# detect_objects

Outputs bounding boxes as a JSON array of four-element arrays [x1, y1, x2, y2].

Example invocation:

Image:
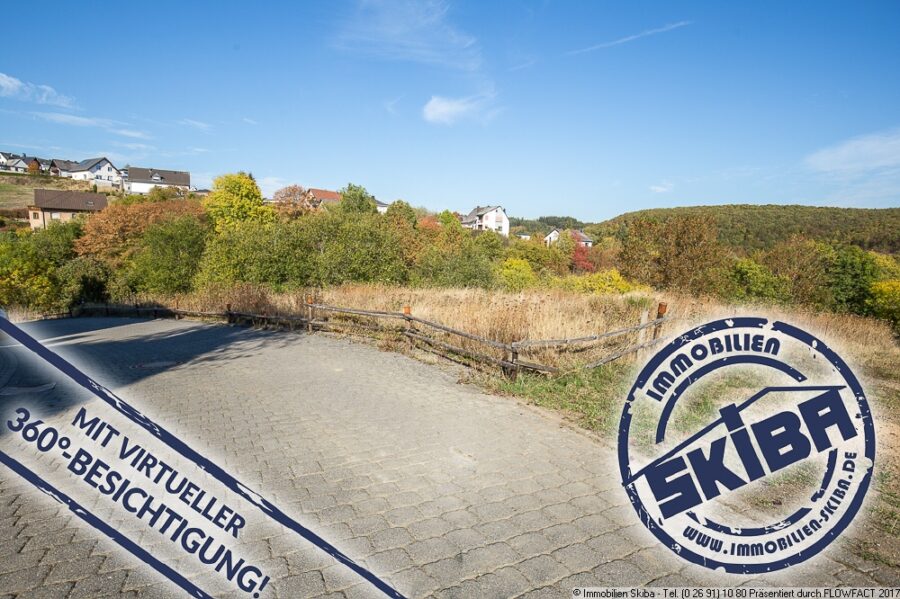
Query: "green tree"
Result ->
[[385, 200, 418, 228], [727, 258, 790, 303], [202, 172, 275, 231], [822, 243, 878, 314], [195, 220, 317, 288], [129, 216, 210, 293], [338, 184, 378, 214]]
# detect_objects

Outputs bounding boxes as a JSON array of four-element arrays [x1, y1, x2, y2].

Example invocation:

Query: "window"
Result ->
[[31, 211, 39, 219], [51, 212, 61, 220]]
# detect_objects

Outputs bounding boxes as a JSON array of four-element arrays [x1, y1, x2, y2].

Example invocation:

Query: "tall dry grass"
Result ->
[[135, 283, 899, 376]]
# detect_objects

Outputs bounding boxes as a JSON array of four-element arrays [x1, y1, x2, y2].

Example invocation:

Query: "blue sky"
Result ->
[[2, 1, 899, 221]]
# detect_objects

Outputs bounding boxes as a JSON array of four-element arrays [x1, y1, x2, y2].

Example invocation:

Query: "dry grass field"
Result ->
[[0, 172, 95, 210]]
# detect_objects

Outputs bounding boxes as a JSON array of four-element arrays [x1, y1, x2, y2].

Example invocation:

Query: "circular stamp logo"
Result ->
[[618, 317, 875, 573]]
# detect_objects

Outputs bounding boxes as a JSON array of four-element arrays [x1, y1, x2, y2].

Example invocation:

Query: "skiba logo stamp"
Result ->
[[618, 317, 875, 573]]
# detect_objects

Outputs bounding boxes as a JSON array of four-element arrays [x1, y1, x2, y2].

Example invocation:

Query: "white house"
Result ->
[[68, 157, 122, 188], [123, 166, 191, 194], [461, 205, 510, 237], [544, 228, 593, 247], [0, 153, 28, 173], [375, 199, 389, 214]]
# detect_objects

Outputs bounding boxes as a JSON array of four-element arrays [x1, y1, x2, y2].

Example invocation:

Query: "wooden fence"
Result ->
[[74, 299, 673, 379]]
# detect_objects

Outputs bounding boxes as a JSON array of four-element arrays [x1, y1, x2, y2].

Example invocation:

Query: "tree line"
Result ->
[[0, 173, 897, 330]]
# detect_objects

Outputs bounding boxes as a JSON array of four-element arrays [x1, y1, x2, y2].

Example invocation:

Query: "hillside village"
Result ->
[[1, 149, 598, 245]]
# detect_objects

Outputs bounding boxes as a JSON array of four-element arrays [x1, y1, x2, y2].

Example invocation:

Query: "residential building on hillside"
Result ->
[[21, 156, 51, 173], [305, 188, 342, 208], [461, 205, 509, 236], [28, 189, 108, 230], [544, 228, 593, 247], [123, 166, 191, 194], [0, 152, 28, 173], [374, 199, 389, 214], [68, 157, 121, 188], [49, 159, 80, 177]]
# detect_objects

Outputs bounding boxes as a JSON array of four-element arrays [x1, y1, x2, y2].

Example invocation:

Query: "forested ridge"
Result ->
[[584, 204, 900, 254]]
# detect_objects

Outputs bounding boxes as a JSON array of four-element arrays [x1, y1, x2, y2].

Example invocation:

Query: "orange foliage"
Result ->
[[75, 199, 206, 266]]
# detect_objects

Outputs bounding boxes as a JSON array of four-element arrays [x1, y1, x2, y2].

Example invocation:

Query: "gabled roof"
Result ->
[[21, 156, 50, 166], [0, 151, 19, 160], [71, 157, 115, 172], [50, 159, 80, 171], [572, 230, 593, 243], [31, 189, 108, 212], [375, 199, 389, 208], [461, 205, 503, 224], [126, 167, 190, 186], [307, 188, 342, 203], [544, 228, 560, 239]]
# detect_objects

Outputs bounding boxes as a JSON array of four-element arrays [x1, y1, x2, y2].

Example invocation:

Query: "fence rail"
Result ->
[[72, 299, 673, 379]]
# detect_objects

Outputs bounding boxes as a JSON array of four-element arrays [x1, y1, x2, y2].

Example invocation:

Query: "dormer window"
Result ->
[[151, 173, 162, 181]]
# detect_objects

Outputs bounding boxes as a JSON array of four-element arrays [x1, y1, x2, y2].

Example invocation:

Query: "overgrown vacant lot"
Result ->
[[0, 172, 94, 210], [146, 283, 900, 568]]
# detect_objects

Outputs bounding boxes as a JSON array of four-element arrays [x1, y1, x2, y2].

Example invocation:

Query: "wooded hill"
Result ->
[[584, 204, 900, 255]]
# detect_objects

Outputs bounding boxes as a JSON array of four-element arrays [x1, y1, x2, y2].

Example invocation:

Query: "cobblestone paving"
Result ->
[[0, 318, 896, 598]]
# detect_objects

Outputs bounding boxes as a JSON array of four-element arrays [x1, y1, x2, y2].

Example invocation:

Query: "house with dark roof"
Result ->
[[49, 159, 81, 177], [68, 157, 121, 188], [460, 205, 509, 236], [20, 156, 51, 173], [123, 166, 191, 194], [28, 189, 108, 230]]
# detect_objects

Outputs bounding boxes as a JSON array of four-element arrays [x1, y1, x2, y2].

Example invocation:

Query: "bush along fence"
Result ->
[[74, 299, 673, 379]]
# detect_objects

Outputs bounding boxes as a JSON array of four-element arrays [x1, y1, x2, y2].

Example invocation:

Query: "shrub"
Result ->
[[498, 259, 538, 292], [727, 258, 790, 303], [128, 216, 210, 293], [551, 270, 644, 295], [870, 280, 900, 330], [195, 220, 317, 288]]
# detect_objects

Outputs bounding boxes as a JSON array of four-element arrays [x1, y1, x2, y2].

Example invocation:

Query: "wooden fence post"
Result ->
[[653, 302, 668, 340], [509, 345, 519, 381], [403, 305, 413, 345], [306, 295, 314, 333], [225, 303, 232, 324]]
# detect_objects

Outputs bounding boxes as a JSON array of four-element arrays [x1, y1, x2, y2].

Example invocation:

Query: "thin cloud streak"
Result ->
[[178, 118, 212, 131], [567, 21, 692, 55], [32, 111, 151, 140], [335, 0, 482, 71], [0, 72, 75, 108]]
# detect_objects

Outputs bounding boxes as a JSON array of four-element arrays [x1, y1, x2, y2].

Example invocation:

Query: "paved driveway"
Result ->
[[0, 318, 894, 598]]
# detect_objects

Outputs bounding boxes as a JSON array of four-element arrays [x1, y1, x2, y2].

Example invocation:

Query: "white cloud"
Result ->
[[0, 72, 75, 108], [33, 111, 151, 140], [242, 117, 258, 125], [804, 128, 900, 203], [336, 0, 482, 71], [34, 112, 112, 127], [649, 181, 674, 193], [110, 128, 150, 139], [178, 118, 212, 131], [806, 128, 900, 175], [422, 91, 496, 125], [568, 21, 692, 55]]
